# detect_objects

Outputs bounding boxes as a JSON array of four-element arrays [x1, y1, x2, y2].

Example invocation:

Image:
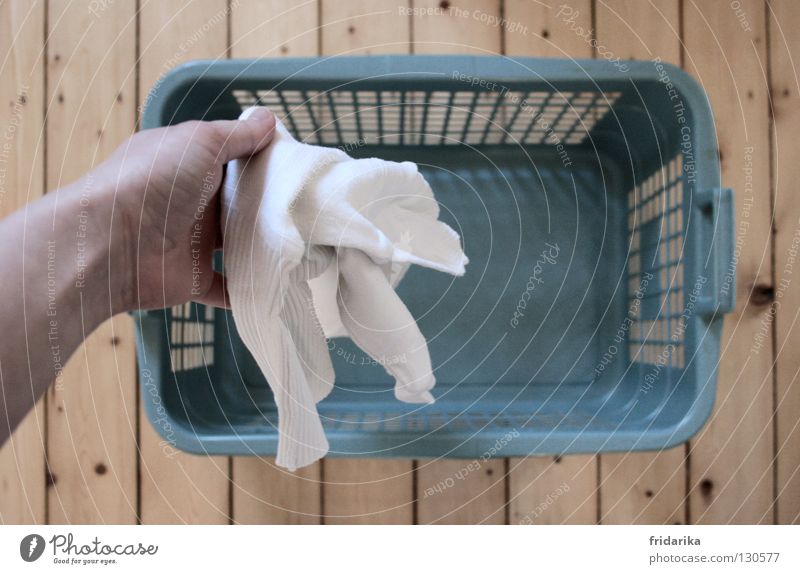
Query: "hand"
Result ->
[[89, 107, 276, 311], [0, 107, 278, 441]]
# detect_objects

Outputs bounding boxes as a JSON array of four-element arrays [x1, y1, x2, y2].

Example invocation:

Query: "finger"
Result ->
[[194, 272, 230, 309], [210, 107, 276, 164]]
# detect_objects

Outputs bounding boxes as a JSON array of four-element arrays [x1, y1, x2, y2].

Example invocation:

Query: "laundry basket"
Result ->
[[134, 55, 734, 459]]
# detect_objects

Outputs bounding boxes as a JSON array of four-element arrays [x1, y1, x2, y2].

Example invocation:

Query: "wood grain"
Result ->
[[411, 0, 502, 55], [509, 456, 595, 524], [0, 0, 46, 525], [683, 0, 774, 524], [595, 0, 686, 525], [229, 0, 324, 524], [505, 0, 598, 526], [321, 0, 409, 56], [596, 0, 681, 63], [412, 0, 506, 524], [137, 0, 230, 524], [0, 0, 794, 526], [769, 0, 800, 525], [317, 0, 416, 524], [232, 458, 321, 524], [231, 0, 319, 59], [323, 459, 413, 524], [417, 458, 506, 524], [505, 0, 592, 58], [45, 0, 138, 524]]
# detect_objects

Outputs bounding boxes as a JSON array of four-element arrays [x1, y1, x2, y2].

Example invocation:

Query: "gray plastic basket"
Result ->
[[134, 55, 734, 459]]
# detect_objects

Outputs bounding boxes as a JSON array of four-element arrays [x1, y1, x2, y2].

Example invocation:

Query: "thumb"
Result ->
[[209, 106, 276, 163]]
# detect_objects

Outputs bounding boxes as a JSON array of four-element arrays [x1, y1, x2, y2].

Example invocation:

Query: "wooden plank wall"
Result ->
[[683, 0, 774, 524], [45, 0, 138, 524], [229, 0, 324, 525], [595, 0, 686, 525], [319, 1, 416, 526], [0, 0, 797, 525], [137, 0, 230, 525], [412, 0, 508, 525], [505, 0, 599, 526], [770, 0, 800, 526], [0, 0, 46, 525]]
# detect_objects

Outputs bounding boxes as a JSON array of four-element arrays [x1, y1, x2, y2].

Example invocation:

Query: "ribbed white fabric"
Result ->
[[221, 107, 468, 471]]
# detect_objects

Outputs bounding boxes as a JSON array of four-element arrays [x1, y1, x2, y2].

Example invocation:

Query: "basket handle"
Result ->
[[694, 186, 736, 316]]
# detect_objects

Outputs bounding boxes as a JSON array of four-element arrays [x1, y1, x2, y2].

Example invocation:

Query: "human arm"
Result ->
[[0, 107, 275, 443]]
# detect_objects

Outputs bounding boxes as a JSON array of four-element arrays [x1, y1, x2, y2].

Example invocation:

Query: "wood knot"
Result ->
[[750, 284, 774, 307], [699, 478, 713, 498], [439, 0, 450, 10], [94, 462, 107, 475]]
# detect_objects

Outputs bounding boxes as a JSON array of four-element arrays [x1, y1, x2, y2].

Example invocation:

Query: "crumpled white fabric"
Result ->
[[221, 107, 468, 470]]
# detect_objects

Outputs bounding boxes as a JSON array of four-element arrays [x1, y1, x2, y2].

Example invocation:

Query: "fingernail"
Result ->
[[245, 106, 273, 122]]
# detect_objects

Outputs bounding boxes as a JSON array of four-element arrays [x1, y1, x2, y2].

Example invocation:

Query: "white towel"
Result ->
[[221, 107, 468, 471]]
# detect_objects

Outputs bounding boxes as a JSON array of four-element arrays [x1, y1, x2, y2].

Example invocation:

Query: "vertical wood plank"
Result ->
[[412, 0, 505, 524], [321, 0, 409, 56], [504, 0, 599, 525], [509, 456, 596, 524], [684, 0, 774, 524], [230, 0, 318, 59], [233, 460, 321, 524], [230, 0, 324, 524], [0, 0, 781, 530], [768, 0, 800, 525], [324, 460, 413, 524], [137, 0, 230, 524], [412, 0, 501, 55], [596, 0, 681, 62], [45, 0, 138, 524], [595, 0, 687, 525], [417, 458, 506, 524], [505, 0, 592, 58], [318, 0, 416, 524], [0, 0, 46, 525]]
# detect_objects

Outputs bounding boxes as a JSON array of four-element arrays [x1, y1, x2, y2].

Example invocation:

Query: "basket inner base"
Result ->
[[200, 145, 634, 446]]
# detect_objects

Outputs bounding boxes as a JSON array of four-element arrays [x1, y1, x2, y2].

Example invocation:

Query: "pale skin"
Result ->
[[0, 107, 276, 444]]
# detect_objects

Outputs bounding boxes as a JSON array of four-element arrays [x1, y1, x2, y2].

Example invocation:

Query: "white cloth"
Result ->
[[221, 107, 467, 471]]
